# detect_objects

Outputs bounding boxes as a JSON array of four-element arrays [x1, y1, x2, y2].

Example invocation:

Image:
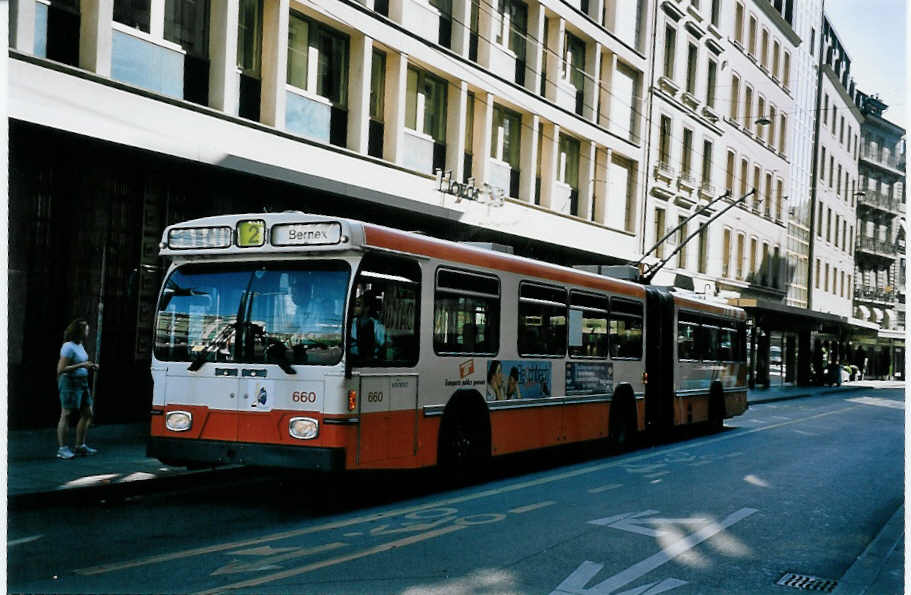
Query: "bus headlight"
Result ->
[[166, 411, 193, 432], [289, 417, 319, 440]]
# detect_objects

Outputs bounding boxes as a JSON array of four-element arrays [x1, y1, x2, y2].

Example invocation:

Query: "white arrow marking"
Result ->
[[589, 511, 709, 538], [552, 508, 758, 594], [210, 542, 347, 576]]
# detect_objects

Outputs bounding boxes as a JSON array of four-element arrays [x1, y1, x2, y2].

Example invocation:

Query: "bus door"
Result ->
[[644, 287, 675, 431], [347, 254, 422, 465]]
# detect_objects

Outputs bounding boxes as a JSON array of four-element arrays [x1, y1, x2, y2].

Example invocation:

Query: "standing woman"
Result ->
[[56, 318, 100, 459]]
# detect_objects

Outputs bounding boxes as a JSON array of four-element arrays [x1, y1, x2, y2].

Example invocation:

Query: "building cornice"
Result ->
[[752, 0, 801, 47], [822, 65, 864, 124]]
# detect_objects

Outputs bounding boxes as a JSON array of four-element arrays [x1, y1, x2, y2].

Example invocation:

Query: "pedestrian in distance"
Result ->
[[56, 318, 100, 459]]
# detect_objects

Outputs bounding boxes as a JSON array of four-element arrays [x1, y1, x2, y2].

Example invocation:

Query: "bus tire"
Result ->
[[609, 383, 638, 451], [709, 381, 725, 432], [437, 391, 491, 481]]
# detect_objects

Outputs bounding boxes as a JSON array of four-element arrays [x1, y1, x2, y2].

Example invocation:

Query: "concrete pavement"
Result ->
[[6, 380, 905, 592]]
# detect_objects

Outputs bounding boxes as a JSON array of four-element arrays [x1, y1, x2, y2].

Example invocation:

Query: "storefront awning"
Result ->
[[872, 307, 885, 323]]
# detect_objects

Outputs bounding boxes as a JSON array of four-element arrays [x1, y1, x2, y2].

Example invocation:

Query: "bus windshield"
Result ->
[[155, 261, 350, 367]]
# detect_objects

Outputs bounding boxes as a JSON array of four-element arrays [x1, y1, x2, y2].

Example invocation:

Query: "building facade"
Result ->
[[853, 91, 906, 379]]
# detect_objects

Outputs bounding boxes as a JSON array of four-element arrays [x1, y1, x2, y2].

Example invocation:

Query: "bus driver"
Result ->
[[350, 291, 387, 360]]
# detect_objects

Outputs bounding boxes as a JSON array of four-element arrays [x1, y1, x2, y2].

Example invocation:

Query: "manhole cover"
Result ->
[[777, 572, 838, 592]]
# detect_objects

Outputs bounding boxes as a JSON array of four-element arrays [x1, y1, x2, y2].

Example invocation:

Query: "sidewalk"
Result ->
[[6, 380, 905, 592]]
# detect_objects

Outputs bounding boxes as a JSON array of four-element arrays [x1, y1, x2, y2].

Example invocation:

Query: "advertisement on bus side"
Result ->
[[487, 360, 552, 401]]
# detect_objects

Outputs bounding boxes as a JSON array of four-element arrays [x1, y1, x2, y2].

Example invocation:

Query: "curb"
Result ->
[[831, 504, 905, 594], [748, 385, 863, 405]]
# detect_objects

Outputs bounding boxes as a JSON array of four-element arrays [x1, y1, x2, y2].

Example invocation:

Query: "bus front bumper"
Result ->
[[147, 437, 346, 471]]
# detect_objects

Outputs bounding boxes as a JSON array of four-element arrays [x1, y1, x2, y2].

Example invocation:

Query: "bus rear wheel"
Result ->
[[437, 395, 491, 482]]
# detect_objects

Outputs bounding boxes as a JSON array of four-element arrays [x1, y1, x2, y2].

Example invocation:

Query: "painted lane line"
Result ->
[[588, 484, 623, 494], [847, 396, 905, 410], [643, 471, 670, 479], [551, 508, 759, 594], [510, 501, 557, 514], [193, 525, 468, 595], [76, 406, 856, 577], [210, 542, 347, 576], [8, 535, 43, 547]]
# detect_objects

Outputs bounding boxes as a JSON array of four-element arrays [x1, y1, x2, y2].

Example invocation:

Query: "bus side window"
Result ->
[[518, 283, 567, 357], [719, 328, 736, 361], [350, 255, 421, 366], [677, 321, 698, 361], [701, 325, 720, 361], [568, 291, 608, 359], [609, 298, 643, 359], [433, 269, 500, 355]]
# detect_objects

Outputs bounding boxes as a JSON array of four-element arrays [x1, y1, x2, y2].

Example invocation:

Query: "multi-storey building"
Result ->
[[853, 91, 906, 379], [8, 0, 653, 426], [641, 0, 800, 387]]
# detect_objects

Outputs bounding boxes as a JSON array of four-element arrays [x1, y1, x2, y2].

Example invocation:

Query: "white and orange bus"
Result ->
[[148, 212, 748, 472]]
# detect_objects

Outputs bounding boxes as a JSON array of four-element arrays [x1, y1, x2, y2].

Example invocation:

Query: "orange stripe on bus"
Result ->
[[364, 225, 646, 299]]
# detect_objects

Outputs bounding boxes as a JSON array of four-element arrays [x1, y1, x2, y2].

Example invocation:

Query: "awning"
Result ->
[[872, 307, 885, 323], [855, 304, 871, 320], [727, 298, 845, 330]]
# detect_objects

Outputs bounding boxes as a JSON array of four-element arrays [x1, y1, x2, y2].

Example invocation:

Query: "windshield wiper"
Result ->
[[188, 322, 238, 371]]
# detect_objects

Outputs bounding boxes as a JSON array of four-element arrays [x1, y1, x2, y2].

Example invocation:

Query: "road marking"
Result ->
[[75, 406, 855, 576], [193, 525, 468, 595], [211, 542, 346, 576], [510, 501, 557, 514], [8, 535, 43, 547], [643, 471, 670, 479], [552, 508, 759, 594], [589, 511, 709, 538], [847, 396, 905, 410], [589, 484, 623, 494]]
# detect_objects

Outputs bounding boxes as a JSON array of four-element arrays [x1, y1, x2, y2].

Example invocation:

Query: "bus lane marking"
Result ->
[[210, 542, 347, 576], [194, 513, 508, 595], [510, 501, 557, 514], [75, 406, 856, 578], [589, 511, 710, 538], [551, 508, 758, 594]]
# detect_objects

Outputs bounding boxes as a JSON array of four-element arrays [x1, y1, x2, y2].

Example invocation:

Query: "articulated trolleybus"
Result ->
[[148, 212, 748, 472]]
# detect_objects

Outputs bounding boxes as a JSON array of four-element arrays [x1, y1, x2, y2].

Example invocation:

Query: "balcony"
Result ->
[[699, 182, 716, 200], [854, 287, 897, 305], [653, 161, 676, 184], [857, 190, 906, 217], [860, 147, 906, 174], [855, 237, 898, 261]]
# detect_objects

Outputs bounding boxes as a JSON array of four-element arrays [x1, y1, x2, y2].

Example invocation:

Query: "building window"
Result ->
[[686, 43, 698, 94], [681, 128, 693, 177], [776, 179, 783, 221], [772, 40, 780, 79], [706, 60, 717, 108], [734, 3, 744, 43], [698, 223, 708, 273], [739, 158, 749, 197], [287, 14, 349, 106], [655, 208, 666, 259], [744, 86, 753, 128], [749, 237, 757, 278], [725, 150, 736, 192], [490, 104, 521, 170], [779, 114, 787, 154], [736, 233, 745, 280], [783, 51, 791, 89], [564, 31, 586, 115], [834, 214, 840, 248], [764, 172, 772, 217], [815, 259, 820, 288], [817, 203, 823, 237], [820, 147, 826, 180], [722, 228, 732, 277], [710, 0, 720, 27], [826, 207, 831, 242], [760, 28, 769, 67], [702, 140, 713, 186], [823, 94, 828, 125], [756, 96, 765, 135], [663, 26, 676, 79], [559, 134, 581, 214], [748, 15, 757, 55], [836, 164, 842, 195], [768, 105, 776, 147], [368, 50, 386, 158], [730, 74, 740, 120], [612, 62, 640, 142], [659, 116, 672, 165], [405, 67, 447, 142], [677, 216, 688, 268], [114, 0, 151, 32]]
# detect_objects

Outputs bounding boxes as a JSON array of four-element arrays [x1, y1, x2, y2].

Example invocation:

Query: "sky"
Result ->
[[823, 0, 907, 129]]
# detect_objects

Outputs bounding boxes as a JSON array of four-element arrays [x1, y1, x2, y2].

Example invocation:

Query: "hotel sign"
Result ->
[[435, 169, 505, 207]]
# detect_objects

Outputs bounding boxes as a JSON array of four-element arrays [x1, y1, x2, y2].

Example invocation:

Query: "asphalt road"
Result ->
[[8, 387, 904, 594]]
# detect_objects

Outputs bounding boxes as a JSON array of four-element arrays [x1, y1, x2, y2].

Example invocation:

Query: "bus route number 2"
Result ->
[[293, 391, 317, 403], [368, 391, 384, 403]]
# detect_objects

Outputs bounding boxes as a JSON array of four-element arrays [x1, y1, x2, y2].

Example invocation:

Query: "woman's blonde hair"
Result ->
[[63, 319, 89, 343]]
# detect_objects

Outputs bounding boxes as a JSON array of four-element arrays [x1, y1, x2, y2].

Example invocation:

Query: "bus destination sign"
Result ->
[[271, 222, 343, 246]]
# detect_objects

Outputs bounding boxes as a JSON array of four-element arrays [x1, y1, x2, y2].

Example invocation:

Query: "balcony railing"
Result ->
[[858, 190, 906, 215], [856, 237, 898, 258], [654, 162, 676, 182], [861, 147, 905, 171], [854, 287, 897, 303]]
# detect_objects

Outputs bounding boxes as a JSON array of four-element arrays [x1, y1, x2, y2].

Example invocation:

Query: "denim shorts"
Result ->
[[58, 375, 93, 411]]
